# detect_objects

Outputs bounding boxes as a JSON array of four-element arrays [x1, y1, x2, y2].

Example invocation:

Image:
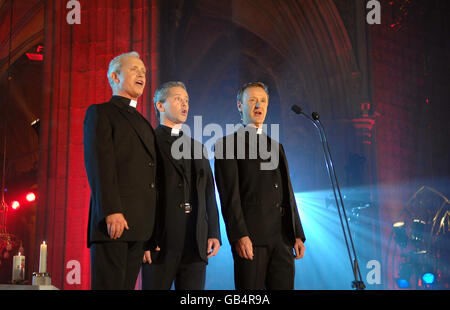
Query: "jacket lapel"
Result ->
[[155, 127, 185, 178], [113, 101, 156, 160]]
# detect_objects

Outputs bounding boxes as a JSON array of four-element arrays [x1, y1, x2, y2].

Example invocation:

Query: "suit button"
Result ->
[[274, 183, 279, 189], [148, 162, 155, 167], [150, 183, 155, 189]]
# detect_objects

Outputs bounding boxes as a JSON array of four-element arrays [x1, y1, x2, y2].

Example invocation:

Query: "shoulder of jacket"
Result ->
[[216, 131, 239, 143], [87, 101, 112, 111]]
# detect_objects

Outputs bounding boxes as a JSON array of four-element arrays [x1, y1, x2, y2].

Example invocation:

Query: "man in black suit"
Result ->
[[83, 52, 157, 289], [214, 82, 306, 290], [141, 81, 221, 290]]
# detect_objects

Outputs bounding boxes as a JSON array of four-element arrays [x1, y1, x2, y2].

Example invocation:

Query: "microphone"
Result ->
[[291, 105, 303, 115], [291, 105, 321, 123], [291, 104, 366, 290]]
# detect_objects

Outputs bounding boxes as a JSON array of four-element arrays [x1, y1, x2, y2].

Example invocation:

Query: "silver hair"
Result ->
[[153, 81, 187, 121], [107, 51, 140, 90]]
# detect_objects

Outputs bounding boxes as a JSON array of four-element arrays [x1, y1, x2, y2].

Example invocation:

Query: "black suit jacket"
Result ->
[[214, 126, 305, 246], [150, 126, 221, 262], [83, 96, 158, 246]]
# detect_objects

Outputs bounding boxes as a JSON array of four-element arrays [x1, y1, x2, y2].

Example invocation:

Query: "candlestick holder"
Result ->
[[32, 272, 52, 286]]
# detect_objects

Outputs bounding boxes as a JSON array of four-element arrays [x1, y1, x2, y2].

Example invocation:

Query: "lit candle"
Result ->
[[12, 252, 25, 282], [39, 241, 47, 273]]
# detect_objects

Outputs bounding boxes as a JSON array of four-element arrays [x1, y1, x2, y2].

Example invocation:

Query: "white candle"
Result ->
[[39, 241, 47, 273], [12, 252, 25, 282]]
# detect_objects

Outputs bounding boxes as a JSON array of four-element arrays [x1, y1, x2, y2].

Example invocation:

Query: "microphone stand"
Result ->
[[293, 106, 366, 290]]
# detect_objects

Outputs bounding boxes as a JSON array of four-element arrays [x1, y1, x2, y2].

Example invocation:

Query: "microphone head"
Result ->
[[311, 112, 320, 120], [291, 105, 303, 115]]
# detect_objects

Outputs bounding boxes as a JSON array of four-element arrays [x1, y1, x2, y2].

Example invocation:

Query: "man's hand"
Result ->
[[293, 238, 305, 259], [207, 238, 221, 258], [143, 246, 160, 264], [105, 213, 129, 239], [235, 236, 254, 260]]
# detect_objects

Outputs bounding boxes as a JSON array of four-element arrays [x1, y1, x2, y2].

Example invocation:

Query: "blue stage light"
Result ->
[[422, 273, 435, 285], [396, 278, 410, 288]]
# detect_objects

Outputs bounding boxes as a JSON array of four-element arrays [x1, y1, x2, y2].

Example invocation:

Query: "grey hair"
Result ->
[[153, 81, 187, 121], [107, 51, 140, 90]]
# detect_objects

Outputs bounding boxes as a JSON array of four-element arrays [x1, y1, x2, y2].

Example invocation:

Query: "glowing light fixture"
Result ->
[[393, 221, 404, 227], [396, 278, 410, 288], [11, 201, 20, 210], [26, 192, 36, 202], [422, 273, 435, 285]]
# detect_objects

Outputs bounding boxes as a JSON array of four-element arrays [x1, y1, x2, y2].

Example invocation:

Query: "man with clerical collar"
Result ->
[[142, 81, 221, 290], [214, 81, 306, 290], [83, 52, 158, 289]]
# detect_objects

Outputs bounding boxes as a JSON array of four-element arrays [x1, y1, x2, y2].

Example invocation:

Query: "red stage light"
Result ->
[[11, 201, 20, 210], [26, 53, 44, 61], [26, 192, 36, 202]]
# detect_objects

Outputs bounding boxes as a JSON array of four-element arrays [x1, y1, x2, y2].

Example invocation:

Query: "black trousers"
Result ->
[[232, 234, 295, 290], [141, 251, 206, 290], [90, 241, 144, 290]]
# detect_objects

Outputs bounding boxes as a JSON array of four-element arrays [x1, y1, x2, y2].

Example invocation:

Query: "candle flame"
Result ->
[[43, 241, 46, 245]]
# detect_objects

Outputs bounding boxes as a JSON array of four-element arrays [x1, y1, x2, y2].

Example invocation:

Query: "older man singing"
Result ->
[[83, 52, 158, 289]]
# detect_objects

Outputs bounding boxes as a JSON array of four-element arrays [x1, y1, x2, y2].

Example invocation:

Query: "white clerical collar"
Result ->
[[171, 124, 183, 136], [171, 128, 180, 136], [246, 123, 263, 135], [129, 99, 137, 108]]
